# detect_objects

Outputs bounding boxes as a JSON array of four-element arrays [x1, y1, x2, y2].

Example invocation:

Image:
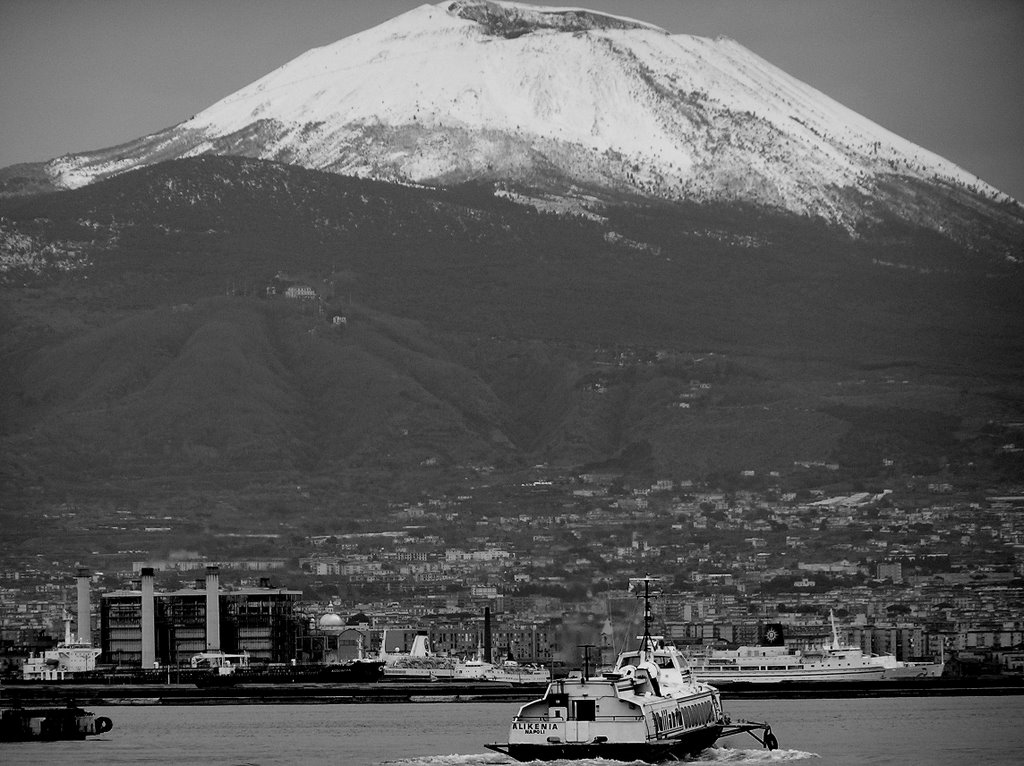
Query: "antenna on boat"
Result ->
[[828, 608, 840, 649], [630, 575, 661, 656], [580, 644, 596, 681]]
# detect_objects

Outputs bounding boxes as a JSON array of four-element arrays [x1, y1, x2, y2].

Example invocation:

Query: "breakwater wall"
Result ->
[[0, 680, 543, 706], [2, 677, 1021, 706]]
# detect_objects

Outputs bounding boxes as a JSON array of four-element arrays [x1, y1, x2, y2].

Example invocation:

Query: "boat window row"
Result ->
[[654, 699, 716, 733]]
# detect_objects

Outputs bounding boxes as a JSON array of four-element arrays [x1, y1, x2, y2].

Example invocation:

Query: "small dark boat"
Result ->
[[0, 704, 113, 741], [316, 659, 385, 683]]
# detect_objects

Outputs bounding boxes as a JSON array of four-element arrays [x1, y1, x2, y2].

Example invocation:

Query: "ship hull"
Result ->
[[691, 664, 887, 684], [490, 725, 722, 763], [317, 660, 384, 682], [382, 667, 456, 680], [880, 662, 945, 680]]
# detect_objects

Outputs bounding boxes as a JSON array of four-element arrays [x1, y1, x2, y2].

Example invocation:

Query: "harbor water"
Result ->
[[3, 695, 1023, 765]]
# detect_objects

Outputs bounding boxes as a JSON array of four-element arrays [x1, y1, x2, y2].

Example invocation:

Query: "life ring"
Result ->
[[763, 726, 778, 751], [94, 716, 113, 734]]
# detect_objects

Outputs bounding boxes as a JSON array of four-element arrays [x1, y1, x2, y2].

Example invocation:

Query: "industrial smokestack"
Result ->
[[141, 567, 156, 668], [484, 606, 492, 664], [76, 568, 91, 643], [206, 565, 221, 652]]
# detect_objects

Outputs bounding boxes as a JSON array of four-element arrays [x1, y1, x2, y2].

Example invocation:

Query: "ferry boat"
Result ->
[[486, 577, 778, 762], [22, 611, 101, 681], [452, 654, 493, 681], [483, 657, 551, 685], [381, 631, 527, 681], [685, 611, 944, 684], [381, 631, 461, 680]]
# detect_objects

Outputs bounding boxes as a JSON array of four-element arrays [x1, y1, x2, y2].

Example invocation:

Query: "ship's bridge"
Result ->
[[614, 636, 687, 672]]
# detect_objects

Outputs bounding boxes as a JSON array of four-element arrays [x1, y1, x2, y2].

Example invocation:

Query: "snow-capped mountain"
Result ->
[[12, 1, 1024, 248]]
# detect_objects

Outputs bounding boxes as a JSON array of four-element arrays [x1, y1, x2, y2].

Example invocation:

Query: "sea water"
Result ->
[[3, 695, 1023, 766]]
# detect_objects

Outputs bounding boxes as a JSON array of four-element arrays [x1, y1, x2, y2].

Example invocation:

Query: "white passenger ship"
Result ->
[[487, 577, 778, 762], [686, 611, 944, 684], [381, 631, 552, 683], [482, 658, 551, 685], [380, 631, 462, 680]]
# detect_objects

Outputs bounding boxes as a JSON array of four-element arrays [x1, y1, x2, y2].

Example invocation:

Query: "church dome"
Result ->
[[318, 612, 344, 629]]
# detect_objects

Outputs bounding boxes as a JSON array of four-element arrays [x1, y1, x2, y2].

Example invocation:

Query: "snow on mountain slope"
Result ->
[[33, 1, 1021, 243]]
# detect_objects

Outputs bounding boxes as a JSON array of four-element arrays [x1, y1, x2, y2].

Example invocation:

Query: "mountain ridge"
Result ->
[[2, 0, 1021, 258]]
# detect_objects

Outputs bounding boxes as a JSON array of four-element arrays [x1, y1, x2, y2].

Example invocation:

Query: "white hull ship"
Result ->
[[22, 611, 101, 681], [487, 577, 778, 763], [686, 612, 944, 684], [381, 632, 551, 683], [879, 659, 945, 680], [483, 658, 551, 685], [380, 630, 489, 680]]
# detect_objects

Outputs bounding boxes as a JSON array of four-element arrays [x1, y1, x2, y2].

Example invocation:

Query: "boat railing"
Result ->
[[513, 713, 645, 724]]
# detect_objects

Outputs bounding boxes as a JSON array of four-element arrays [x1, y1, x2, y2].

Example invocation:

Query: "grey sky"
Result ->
[[2, 0, 1022, 200]]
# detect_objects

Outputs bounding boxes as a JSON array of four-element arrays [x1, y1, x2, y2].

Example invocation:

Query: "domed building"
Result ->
[[298, 608, 377, 664], [318, 612, 345, 632]]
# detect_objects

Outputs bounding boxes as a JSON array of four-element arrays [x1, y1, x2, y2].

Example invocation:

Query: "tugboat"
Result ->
[[486, 576, 778, 762], [0, 704, 112, 742]]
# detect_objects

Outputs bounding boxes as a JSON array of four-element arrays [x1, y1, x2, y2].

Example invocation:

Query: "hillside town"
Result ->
[[2, 468, 1023, 679]]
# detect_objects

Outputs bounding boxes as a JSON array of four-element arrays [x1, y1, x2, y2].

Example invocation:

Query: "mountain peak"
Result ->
[[3, 0, 1021, 256], [445, 0, 663, 37]]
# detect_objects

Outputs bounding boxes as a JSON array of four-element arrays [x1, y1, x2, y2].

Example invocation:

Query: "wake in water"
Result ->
[[381, 746, 819, 765], [689, 747, 820, 763]]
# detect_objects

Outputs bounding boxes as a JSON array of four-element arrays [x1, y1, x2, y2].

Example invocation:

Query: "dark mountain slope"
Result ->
[[3, 296, 516, 490], [1, 157, 1022, 507]]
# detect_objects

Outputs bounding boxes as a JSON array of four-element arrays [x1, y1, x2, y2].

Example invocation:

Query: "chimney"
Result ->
[[141, 567, 156, 668], [484, 606, 492, 664], [76, 568, 91, 643], [206, 566, 221, 652]]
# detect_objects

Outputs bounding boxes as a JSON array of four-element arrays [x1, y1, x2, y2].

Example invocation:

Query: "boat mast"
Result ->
[[631, 575, 660, 659], [580, 644, 596, 681]]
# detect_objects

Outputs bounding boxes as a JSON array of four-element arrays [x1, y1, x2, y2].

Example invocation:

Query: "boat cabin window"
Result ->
[[573, 700, 596, 722]]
